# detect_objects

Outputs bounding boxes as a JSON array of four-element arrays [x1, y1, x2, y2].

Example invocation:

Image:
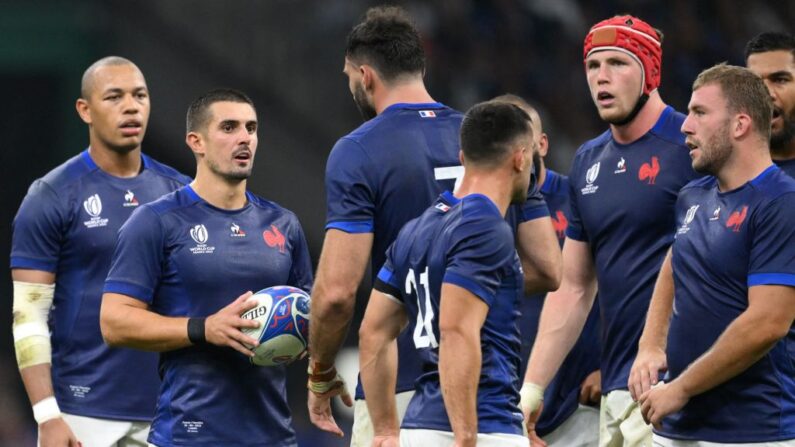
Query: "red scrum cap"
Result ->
[[583, 15, 662, 95]]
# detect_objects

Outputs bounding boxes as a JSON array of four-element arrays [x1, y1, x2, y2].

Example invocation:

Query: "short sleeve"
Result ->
[[373, 242, 402, 301], [747, 193, 795, 287], [103, 206, 166, 302], [443, 214, 515, 307], [286, 218, 314, 293], [325, 138, 376, 233], [518, 187, 550, 222], [10, 180, 68, 272], [565, 157, 588, 242]]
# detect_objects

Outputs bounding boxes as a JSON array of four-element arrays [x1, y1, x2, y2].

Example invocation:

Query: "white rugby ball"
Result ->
[[241, 286, 310, 366]]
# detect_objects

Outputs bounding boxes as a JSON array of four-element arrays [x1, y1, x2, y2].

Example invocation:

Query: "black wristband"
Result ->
[[187, 317, 206, 345]]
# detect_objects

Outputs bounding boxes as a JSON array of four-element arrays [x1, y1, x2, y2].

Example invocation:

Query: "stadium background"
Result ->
[[0, 0, 790, 445]]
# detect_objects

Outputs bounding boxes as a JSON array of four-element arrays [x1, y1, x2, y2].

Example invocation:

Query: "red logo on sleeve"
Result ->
[[551, 210, 568, 240], [263, 225, 286, 253], [725, 206, 748, 232], [638, 156, 660, 184]]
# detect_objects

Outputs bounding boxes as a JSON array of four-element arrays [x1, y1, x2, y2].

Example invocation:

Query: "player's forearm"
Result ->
[[101, 294, 191, 351], [360, 337, 399, 436], [525, 282, 596, 387], [439, 327, 480, 445], [674, 310, 783, 399], [639, 251, 674, 351], [19, 364, 56, 405], [518, 218, 562, 295], [308, 281, 356, 365]]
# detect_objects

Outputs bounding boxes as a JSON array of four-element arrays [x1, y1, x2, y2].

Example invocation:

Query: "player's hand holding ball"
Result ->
[[201, 291, 261, 357]]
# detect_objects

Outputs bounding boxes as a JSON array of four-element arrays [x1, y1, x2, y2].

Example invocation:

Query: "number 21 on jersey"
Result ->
[[405, 266, 438, 349]]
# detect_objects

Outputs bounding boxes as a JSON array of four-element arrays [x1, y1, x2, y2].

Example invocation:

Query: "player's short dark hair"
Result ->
[[745, 31, 795, 60], [345, 5, 425, 83], [186, 88, 255, 134], [693, 64, 772, 140], [460, 101, 533, 167]]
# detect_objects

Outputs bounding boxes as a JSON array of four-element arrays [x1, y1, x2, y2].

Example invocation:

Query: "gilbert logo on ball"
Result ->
[[241, 286, 310, 366]]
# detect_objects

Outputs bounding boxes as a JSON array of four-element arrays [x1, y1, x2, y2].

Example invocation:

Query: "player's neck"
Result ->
[[716, 144, 773, 192], [609, 92, 666, 145], [770, 138, 795, 162], [191, 169, 248, 210], [375, 81, 435, 115], [87, 144, 142, 178], [536, 161, 548, 191], [455, 173, 512, 217]]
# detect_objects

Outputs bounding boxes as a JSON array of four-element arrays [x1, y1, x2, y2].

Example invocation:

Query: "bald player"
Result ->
[[10, 56, 189, 446]]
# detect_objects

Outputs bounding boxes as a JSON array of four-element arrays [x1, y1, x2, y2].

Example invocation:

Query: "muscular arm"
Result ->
[[674, 284, 795, 396], [629, 249, 673, 400], [439, 283, 489, 447], [308, 229, 373, 365], [524, 238, 597, 388], [12, 269, 57, 406], [359, 291, 408, 439], [516, 216, 562, 295], [641, 284, 795, 426], [101, 292, 259, 355]]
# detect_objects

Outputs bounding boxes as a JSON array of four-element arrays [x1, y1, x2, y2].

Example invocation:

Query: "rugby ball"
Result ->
[[240, 286, 310, 366]]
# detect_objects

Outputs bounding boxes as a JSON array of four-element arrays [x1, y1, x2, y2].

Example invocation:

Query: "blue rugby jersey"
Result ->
[[104, 185, 313, 447], [660, 165, 795, 443], [10, 149, 189, 421], [514, 169, 601, 436], [325, 102, 463, 399], [566, 106, 699, 392], [374, 192, 525, 436]]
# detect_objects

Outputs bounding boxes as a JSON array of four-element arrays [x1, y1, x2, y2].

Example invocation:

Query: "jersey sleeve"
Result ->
[[325, 137, 377, 233], [565, 157, 589, 242], [747, 193, 795, 287], [373, 242, 403, 302], [443, 214, 515, 307], [103, 206, 165, 303], [286, 218, 314, 293], [517, 187, 550, 222], [10, 180, 68, 272]]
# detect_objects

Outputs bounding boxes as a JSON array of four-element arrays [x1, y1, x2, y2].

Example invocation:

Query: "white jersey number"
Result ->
[[434, 166, 465, 193], [405, 266, 438, 349]]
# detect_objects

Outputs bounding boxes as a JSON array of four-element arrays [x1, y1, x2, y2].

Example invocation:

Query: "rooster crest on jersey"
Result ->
[[726, 206, 748, 232], [639, 156, 660, 185], [263, 225, 286, 253], [240, 286, 310, 366]]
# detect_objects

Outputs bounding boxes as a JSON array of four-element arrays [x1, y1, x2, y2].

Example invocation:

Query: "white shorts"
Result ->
[[400, 428, 529, 447], [653, 434, 795, 447], [351, 391, 414, 447], [54, 413, 150, 447], [543, 404, 600, 446], [600, 389, 652, 447]]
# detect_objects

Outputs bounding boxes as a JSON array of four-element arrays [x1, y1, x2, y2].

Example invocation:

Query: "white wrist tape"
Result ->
[[12, 281, 55, 369], [32, 396, 61, 424], [520, 382, 545, 414]]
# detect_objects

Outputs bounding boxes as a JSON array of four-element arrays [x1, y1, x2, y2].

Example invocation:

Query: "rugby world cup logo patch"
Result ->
[[189, 224, 215, 254], [581, 162, 600, 195], [676, 204, 699, 236], [82, 194, 109, 228]]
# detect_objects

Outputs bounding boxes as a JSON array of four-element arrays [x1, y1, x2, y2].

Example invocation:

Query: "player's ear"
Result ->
[[732, 113, 752, 140], [76, 98, 91, 125], [537, 133, 549, 158], [458, 149, 464, 165], [513, 145, 526, 172], [185, 131, 204, 157], [361, 65, 376, 92]]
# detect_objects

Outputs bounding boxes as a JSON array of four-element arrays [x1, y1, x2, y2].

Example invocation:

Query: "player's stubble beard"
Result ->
[[353, 82, 377, 121], [206, 147, 254, 182], [691, 120, 733, 175], [771, 105, 795, 152]]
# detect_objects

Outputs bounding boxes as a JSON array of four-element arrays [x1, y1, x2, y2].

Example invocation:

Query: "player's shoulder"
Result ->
[[541, 169, 569, 196], [680, 174, 716, 194], [246, 192, 301, 222], [141, 153, 192, 185], [573, 129, 613, 161], [37, 150, 97, 191], [750, 164, 795, 202], [648, 106, 688, 148], [342, 103, 463, 144], [458, 194, 511, 235], [140, 186, 198, 218]]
